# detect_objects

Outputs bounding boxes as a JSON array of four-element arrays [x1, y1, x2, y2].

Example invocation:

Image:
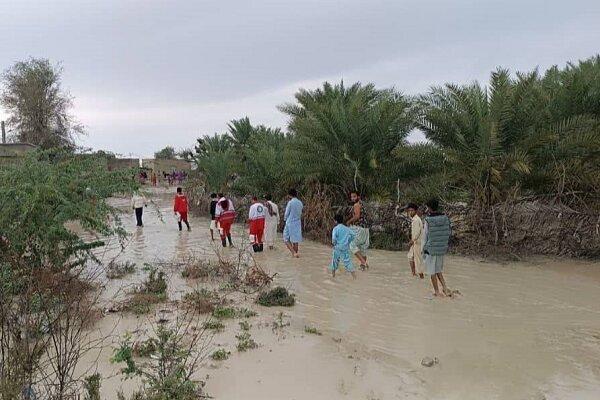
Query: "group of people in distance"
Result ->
[[133, 186, 452, 297]]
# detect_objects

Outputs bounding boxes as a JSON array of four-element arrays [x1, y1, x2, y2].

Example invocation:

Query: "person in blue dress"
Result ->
[[329, 214, 356, 279], [283, 188, 303, 258]]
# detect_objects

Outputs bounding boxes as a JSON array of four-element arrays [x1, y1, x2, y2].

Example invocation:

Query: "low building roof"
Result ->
[[0, 143, 37, 157]]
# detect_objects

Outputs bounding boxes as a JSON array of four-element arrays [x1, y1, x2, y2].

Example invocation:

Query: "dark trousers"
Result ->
[[221, 234, 233, 247], [135, 207, 144, 226], [178, 219, 190, 231]]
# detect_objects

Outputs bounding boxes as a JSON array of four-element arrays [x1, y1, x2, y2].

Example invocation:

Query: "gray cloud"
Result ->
[[1, 0, 599, 155]]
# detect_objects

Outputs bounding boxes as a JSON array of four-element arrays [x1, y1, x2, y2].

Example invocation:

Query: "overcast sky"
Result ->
[[1, 0, 599, 157]]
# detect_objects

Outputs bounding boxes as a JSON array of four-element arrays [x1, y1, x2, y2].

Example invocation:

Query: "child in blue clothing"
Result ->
[[329, 214, 356, 279]]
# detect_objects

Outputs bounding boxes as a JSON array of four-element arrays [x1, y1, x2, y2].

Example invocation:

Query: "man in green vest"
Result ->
[[422, 199, 452, 297]]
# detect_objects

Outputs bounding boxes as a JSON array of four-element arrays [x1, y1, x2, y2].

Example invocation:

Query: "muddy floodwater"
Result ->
[[90, 188, 600, 399]]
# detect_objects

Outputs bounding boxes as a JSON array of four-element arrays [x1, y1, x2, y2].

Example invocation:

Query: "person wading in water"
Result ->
[[209, 193, 218, 241], [283, 188, 303, 258], [173, 187, 191, 231], [131, 191, 147, 227], [422, 198, 452, 297], [346, 191, 370, 270], [406, 203, 425, 278], [248, 196, 266, 252], [263, 194, 279, 250], [215, 196, 236, 247]]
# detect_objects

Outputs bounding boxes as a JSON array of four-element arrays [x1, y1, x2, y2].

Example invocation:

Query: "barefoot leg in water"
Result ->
[[437, 273, 451, 296], [431, 274, 443, 297], [354, 252, 367, 270], [286, 242, 299, 258], [285, 241, 295, 256]]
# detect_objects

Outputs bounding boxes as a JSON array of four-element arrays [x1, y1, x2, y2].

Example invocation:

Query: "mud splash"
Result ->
[[88, 188, 600, 399]]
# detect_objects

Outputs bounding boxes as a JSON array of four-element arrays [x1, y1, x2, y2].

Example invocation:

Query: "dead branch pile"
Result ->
[[301, 182, 337, 243], [465, 200, 600, 258]]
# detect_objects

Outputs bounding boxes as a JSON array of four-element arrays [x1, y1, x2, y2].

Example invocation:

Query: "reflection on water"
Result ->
[[100, 189, 600, 399], [132, 227, 146, 259]]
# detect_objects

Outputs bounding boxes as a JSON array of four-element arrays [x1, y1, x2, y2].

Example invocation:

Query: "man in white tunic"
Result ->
[[263, 194, 279, 250], [406, 203, 424, 278]]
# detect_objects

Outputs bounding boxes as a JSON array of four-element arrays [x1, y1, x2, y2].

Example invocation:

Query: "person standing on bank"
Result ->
[[346, 191, 370, 270], [283, 188, 303, 258], [173, 187, 191, 231], [263, 194, 279, 250], [422, 198, 452, 297], [131, 191, 147, 227], [406, 203, 425, 278]]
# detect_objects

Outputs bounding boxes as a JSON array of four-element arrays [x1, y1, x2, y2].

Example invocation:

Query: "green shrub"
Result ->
[[83, 373, 101, 400], [256, 287, 295, 307], [212, 306, 236, 319], [210, 348, 230, 361], [236, 332, 258, 352], [202, 320, 225, 332], [304, 326, 322, 335]]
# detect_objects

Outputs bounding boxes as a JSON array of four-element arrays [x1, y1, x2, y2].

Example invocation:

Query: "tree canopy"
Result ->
[[0, 58, 83, 149], [186, 56, 600, 209], [154, 146, 177, 159]]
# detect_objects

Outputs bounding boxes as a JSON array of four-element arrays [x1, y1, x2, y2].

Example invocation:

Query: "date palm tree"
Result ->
[[192, 134, 235, 192], [417, 61, 600, 208], [279, 81, 413, 197], [416, 69, 546, 208]]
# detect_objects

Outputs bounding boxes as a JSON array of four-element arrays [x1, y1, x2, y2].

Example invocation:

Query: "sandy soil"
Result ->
[[82, 188, 600, 400]]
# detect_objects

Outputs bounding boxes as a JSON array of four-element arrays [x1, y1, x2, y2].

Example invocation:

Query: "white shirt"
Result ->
[[131, 194, 147, 209], [411, 214, 423, 245], [215, 197, 235, 217], [265, 201, 279, 222], [249, 202, 266, 220]]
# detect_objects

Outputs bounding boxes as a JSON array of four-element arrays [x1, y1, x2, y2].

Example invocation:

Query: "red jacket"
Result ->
[[173, 194, 189, 213]]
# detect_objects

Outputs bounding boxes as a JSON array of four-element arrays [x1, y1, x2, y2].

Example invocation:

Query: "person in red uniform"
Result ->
[[216, 197, 236, 247], [173, 187, 191, 231], [248, 196, 266, 252]]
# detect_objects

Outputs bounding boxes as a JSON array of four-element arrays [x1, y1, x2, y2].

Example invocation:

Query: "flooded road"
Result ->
[[96, 188, 600, 399]]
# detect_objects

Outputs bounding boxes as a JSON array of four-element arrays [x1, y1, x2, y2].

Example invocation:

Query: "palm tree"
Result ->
[[227, 117, 254, 156], [279, 81, 413, 197], [234, 127, 289, 196], [416, 69, 545, 208], [417, 62, 600, 208], [192, 134, 235, 192]]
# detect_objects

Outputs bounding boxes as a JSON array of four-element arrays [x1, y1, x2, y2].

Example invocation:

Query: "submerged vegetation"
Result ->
[[106, 260, 137, 279], [112, 323, 209, 400], [235, 331, 258, 352], [257, 287, 296, 307], [118, 268, 169, 314]]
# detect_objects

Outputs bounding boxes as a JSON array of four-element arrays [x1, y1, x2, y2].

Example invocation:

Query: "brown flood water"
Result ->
[[90, 188, 600, 399]]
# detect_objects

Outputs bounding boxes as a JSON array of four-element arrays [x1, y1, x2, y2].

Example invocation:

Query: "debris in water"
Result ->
[[421, 357, 439, 367]]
